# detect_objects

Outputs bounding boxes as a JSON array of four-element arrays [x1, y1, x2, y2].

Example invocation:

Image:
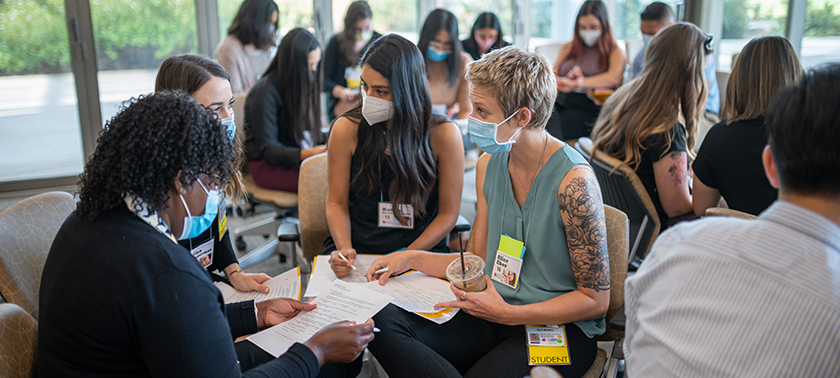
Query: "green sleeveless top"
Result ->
[[484, 144, 605, 338]]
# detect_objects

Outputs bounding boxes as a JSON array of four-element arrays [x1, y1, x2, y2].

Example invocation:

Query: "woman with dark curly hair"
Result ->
[[38, 92, 375, 377], [156, 54, 270, 294]]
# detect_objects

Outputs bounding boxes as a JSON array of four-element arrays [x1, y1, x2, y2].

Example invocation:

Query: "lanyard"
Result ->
[[500, 134, 549, 249]]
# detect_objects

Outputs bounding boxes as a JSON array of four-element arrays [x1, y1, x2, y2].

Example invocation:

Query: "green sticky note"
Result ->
[[498, 234, 525, 259]]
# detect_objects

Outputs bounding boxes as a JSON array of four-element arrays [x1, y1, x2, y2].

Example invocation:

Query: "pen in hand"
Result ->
[[373, 267, 390, 275], [337, 252, 358, 272]]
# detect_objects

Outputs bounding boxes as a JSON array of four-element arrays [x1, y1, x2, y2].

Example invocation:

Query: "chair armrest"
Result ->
[[277, 222, 300, 242], [610, 304, 625, 332]]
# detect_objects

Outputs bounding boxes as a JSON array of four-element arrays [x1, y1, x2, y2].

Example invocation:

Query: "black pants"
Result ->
[[546, 92, 601, 141], [235, 340, 362, 377], [368, 304, 597, 378]]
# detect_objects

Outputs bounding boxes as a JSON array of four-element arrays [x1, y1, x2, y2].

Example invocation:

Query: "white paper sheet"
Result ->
[[248, 280, 393, 357], [214, 267, 301, 304], [363, 271, 461, 324], [303, 254, 383, 297]]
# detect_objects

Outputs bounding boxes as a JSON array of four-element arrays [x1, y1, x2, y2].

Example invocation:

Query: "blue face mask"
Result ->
[[220, 117, 235, 141], [427, 46, 451, 62], [642, 33, 654, 50], [177, 180, 220, 240], [468, 109, 522, 154]]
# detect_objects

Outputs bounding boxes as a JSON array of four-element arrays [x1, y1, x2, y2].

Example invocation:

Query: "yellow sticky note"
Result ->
[[498, 234, 524, 259]]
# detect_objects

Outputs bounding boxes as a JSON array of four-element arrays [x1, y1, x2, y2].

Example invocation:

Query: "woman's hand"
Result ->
[[329, 249, 357, 278], [304, 319, 376, 366], [434, 276, 516, 325], [556, 77, 578, 93], [566, 65, 583, 80], [365, 251, 415, 285], [301, 145, 327, 161], [256, 298, 316, 329], [229, 271, 271, 293], [341, 88, 360, 103]]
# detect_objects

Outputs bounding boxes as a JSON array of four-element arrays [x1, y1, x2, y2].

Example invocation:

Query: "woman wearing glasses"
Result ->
[[591, 23, 712, 229]]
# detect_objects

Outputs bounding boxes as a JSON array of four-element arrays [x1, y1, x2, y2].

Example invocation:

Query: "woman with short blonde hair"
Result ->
[[365, 46, 610, 378]]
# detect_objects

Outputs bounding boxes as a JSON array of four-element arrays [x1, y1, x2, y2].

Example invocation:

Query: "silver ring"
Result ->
[[460, 293, 467, 301]]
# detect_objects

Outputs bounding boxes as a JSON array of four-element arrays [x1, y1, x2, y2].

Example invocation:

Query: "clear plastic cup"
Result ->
[[446, 255, 487, 292]]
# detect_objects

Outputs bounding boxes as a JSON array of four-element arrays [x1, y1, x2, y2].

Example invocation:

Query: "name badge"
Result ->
[[526, 325, 571, 366], [191, 238, 214, 268], [491, 234, 525, 289], [378, 202, 414, 229], [218, 197, 228, 240]]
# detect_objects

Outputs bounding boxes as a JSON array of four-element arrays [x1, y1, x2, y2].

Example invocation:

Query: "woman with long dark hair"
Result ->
[[592, 23, 712, 228], [547, 0, 625, 140], [245, 28, 326, 192], [215, 0, 279, 94], [325, 34, 464, 278], [418, 9, 472, 125], [323, 1, 381, 120], [155, 54, 270, 293], [461, 12, 510, 60]]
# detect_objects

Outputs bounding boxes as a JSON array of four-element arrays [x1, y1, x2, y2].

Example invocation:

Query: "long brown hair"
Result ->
[[155, 54, 246, 201], [337, 1, 373, 67], [591, 23, 710, 169], [722, 36, 803, 123], [566, 0, 616, 70]]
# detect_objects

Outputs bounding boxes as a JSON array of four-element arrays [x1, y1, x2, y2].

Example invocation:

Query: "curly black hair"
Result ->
[[75, 92, 236, 219]]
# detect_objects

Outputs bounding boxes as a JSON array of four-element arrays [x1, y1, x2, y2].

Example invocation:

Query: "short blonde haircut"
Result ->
[[465, 46, 556, 129]]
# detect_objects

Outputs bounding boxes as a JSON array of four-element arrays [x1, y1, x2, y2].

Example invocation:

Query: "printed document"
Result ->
[[214, 267, 301, 304], [304, 254, 383, 297], [248, 280, 393, 357]]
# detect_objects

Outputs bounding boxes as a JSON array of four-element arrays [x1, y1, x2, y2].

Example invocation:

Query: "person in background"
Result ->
[[461, 12, 511, 60], [629, 2, 720, 149], [546, 0, 625, 141], [418, 9, 473, 130], [37, 92, 376, 377], [692, 36, 803, 217], [364, 45, 609, 378], [156, 54, 269, 293], [215, 0, 279, 94], [591, 23, 711, 229], [324, 1, 381, 121], [244, 28, 326, 193], [326, 34, 464, 276], [624, 63, 840, 378]]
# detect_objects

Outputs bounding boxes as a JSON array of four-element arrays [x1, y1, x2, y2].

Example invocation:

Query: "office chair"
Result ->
[[576, 137, 660, 268], [0, 303, 37, 378], [0, 191, 75, 316]]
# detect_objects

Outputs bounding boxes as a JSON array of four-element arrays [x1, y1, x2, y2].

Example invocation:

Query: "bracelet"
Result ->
[[228, 269, 244, 277]]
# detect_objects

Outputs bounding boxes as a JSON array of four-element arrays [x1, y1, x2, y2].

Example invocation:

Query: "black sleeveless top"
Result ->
[[347, 150, 447, 254]]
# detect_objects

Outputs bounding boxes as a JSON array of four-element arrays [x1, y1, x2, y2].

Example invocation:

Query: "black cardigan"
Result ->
[[244, 77, 326, 168], [38, 206, 319, 377]]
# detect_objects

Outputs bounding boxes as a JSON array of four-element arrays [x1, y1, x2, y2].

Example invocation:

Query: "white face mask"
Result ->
[[642, 33, 654, 49], [361, 91, 394, 125], [579, 30, 602, 47]]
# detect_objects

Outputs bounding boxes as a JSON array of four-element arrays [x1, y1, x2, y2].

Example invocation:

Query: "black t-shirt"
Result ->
[[692, 117, 777, 215], [633, 123, 688, 228], [178, 199, 237, 279]]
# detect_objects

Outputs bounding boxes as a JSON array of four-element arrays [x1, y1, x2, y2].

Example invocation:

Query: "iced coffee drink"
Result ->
[[446, 255, 487, 292]]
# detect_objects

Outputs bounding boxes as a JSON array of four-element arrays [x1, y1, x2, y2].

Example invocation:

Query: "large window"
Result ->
[[718, 0, 787, 71], [801, 0, 840, 67], [332, 0, 419, 41], [0, 0, 85, 183], [91, 0, 198, 125]]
